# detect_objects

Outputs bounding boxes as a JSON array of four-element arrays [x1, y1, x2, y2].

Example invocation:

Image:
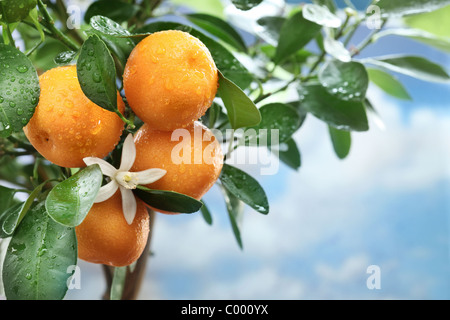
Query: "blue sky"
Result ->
[[4, 0, 447, 300]]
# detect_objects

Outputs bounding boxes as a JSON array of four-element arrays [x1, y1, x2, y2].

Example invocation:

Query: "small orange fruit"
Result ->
[[75, 191, 150, 267], [123, 30, 218, 131], [131, 121, 223, 213], [23, 65, 125, 168]]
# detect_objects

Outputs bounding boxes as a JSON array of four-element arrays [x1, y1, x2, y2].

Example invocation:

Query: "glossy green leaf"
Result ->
[[220, 164, 269, 214], [231, 0, 263, 11], [85, 1, 139, 24], [217, 71, 261, 129], [366, 68, 412, 100], [0, 44, 40, 138], [200, 200, 213, 225], [89, 15, 132, 37], [0, 185, 17, 214], [0, 180, 47, 238], [247, 103, 302, 145], [276, 138, 301, 170], [364, 55, 450, 83], [0, 202, 22, 238], [0, 0, 36, 23], [221, 185, 244, 249], [3, 201, 77, 300], [298, 84, 369, 132], [134, 186, 203, 214], [45, 165, 102, 227], [54, 50, 78, 65], [376, 0, 450, 17], [137, 22, 253, 90], [77, 34, 118, 112], [274, 10, 321, 65], [319, 60, 369, 101], [374, 28, 450, 53], [187, 13, 247, 52], [255, 16, 285, 45], [89, 29, 135, 68], [328, 126, 351, 159], [404, 5, 450, 37]]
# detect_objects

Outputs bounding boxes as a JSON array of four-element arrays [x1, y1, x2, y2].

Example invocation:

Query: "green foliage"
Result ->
[[135, 186, 203, 214], [0, 44, 40, 138], [3, 201, 77, 300], [0, 0, 449, 300]]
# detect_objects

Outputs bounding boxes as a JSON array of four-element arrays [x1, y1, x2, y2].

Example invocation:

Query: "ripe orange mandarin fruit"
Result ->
[[123, 30, 218, 131], [23, 65, 125, 168], [75, 191, 150, 267], [131, 121, 223, 214]]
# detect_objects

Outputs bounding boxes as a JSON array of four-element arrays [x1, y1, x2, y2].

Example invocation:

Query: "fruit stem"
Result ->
[[37, 0, 80, 51], [115, 110, 136, 130]]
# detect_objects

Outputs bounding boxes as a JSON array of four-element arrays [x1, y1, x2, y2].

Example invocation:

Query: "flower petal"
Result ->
[[83, 157, 117, 177], [119, 134, 136, 172], [119, 186, 136, 225], [136, 168, 167, 185], [95, 180, 118, 203]]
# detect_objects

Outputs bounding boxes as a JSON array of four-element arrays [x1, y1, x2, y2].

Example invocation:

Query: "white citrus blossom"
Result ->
[[83, 134, 166, 225]]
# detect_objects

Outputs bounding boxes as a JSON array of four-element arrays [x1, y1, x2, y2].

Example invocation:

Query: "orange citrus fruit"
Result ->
[[23, 65, 125, 168], [131, 121, 223, 214], [75, 191, 150, 267], [123, 30, 218, 131]]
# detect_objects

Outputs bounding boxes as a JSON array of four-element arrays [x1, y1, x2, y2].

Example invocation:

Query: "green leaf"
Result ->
[[53, 50, 78, 65], [89, 15, 132, 37], [200, 200, 213, 225], [247, 103, 302, 145], [404, 5, 450, 38], [298, 84, 369, 132], [302, 3, 341, 28], [110, 266, 127, 300], [366, 68, 412, 100], [77, 34, 118, 112], [217, 71, 261, 129], [0, 202, 22, 238], [255, 16, 286, 45], [376, 0, 450, 17], [276, 138, 301, 170], [363, 55, 450, 83], [328, 126, 351, 159], [187, 13, 247, 52], [220, 164, 269, 214], [373, 28, 450, 53], [89, 30, 135, 69], [220, 185, 244, 249], [0, 0, 36, 23], [0, 44, 40, 138], [319, 60, 369, 101], [171, 0, 225, 19], [3, 201, 77, 300], [274, 10, 322, 65], [134, 186, 203, 214], [0, 180, 47, 238], [85, 1, 140, 24], [0, 185, 17, 214], [137, 22, 253, 90], [45, 165, 103, 227], [231, 0, 263, 11]]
